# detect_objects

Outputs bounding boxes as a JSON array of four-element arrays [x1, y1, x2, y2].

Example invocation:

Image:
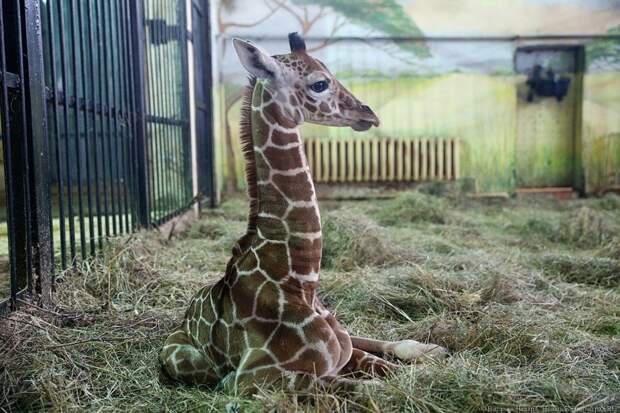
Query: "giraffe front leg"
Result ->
[[351, 336, 448, 362], [159, 327, 220, 386]]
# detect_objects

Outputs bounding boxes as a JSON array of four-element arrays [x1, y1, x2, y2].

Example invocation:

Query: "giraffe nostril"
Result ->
[[361, 104, 373, 113]]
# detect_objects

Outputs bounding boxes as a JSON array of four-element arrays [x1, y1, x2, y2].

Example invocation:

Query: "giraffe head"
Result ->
[[233, 33, 380, 131]]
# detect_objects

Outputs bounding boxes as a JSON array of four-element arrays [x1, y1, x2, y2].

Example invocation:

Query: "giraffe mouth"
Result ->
[[351, 119, 379, 131], [348, 105, 380, 131]]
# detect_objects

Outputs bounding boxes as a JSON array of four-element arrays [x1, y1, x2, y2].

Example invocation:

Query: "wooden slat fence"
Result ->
[[304, 137, 460, 183]]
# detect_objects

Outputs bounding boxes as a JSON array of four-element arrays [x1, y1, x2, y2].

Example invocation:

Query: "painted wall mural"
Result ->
[[212, 0, 620, 194]]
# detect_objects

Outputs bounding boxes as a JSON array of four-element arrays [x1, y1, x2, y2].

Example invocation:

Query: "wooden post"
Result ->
[[404, 139, 411, 181], [420, 139, 427, 180]]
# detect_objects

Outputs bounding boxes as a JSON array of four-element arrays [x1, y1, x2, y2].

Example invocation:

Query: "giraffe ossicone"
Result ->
[[159, 32, 447, 394]]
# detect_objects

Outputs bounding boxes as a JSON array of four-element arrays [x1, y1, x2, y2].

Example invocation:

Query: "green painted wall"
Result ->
[[582, 72, 620, 193], [218, 74, 520, 193], [213, 1, 620, 195], [217, 70, 620, 195]]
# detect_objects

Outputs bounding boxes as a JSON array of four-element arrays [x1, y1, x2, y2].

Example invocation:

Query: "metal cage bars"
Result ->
[[44, 0, 140, 267], [0, 0, 216, 314], [0, 0, 52, 312], [143, 0, 193, 225]]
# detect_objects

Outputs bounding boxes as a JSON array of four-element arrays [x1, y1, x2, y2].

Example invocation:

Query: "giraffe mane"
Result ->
[[240, 77, 258, 234]]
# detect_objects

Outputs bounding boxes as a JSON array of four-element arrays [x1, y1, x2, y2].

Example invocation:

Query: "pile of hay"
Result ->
[[1, 193, 618, 412], [508, 201, 619, 249], [559, 206, 618, 247], [535, 253, 620, 287], [321, 208, 402, 270], [372, 191, 449, 226], [599, 237, 620, 260]]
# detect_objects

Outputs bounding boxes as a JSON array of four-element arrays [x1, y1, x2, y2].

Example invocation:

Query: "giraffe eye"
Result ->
[[309, 80, 329, 93]]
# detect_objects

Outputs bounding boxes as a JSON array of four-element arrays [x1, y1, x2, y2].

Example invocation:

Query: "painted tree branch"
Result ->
[[306, 15, 346, 53], [218, 0, 285, 33]]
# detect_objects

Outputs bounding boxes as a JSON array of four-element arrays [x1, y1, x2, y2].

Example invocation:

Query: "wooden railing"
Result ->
[[304, 137, 460, 183]]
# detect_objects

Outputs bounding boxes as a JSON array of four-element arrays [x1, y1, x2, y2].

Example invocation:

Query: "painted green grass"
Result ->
[[220, 74, 519, 193], [218, 72, 620, 194], [1, 193, 618, 412]]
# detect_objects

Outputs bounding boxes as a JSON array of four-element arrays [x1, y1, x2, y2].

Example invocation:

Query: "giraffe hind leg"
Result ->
[[159, 327, 219, 387], [341, 348, 398, 377], [351, 336, 448, 362]]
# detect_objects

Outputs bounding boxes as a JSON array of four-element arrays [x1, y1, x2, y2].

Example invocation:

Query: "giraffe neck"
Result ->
[[251, 80, 322, 287]]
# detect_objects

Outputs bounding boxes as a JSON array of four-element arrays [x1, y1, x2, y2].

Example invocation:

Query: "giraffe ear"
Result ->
[[233, 38, 282, 82], [288, 32, 306, 53]]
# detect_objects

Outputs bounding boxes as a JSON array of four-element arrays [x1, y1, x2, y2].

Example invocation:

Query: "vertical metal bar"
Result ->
[[179, 0, 191, 206], [96, 0, 111, 239], [57, 0, 77, 262], [110, 0, 124, 234], [109, 0, 125, 234], [176, 0, 187, 213], [45, 0, 67, 269], [77, 0, 95, 255], [68, 0, 87, 259], [153, 1, 166, 221], [109, 0, 121, 234], [160, 0, 176, 217], [112, 2, 121, 231], [130, 0, 151, 227], [162, 0, 174, 217], [144, 0, 156, 221], [96, 1, 114, 233], [15, 0, 33, 290], [114, 0, 129, 233], [151, 3, 160, 222], [187, 0, 199, 214], [156, 0, 167, 219], [108, 0, 120, 235], [117, 0, 131, 233], [143, 0, 152, 220], [197, 0, 216, 207], [0, 0, 19, 307], [173, 0, 185, 215], [169, 0, 181, 214], [122, 0, 138, 230], [86, 0, 103, 249], [22, 0, 53, 304], [155, 1, 167, 221], [121, 1, 132, 232], [104, 0, 120, 236], [177, 0, 188, 211]]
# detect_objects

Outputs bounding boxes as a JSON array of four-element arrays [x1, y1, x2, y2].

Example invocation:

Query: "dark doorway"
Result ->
[[515, 46, 584, 189]]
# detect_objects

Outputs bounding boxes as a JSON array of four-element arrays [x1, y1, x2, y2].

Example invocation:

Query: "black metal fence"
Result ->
[[144, 0, 192, 224], [0, 0, 215, 314]]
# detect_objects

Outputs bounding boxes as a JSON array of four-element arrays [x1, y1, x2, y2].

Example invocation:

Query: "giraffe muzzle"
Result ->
[[351, 120, 378, 131], [350, 105, 380, 131]]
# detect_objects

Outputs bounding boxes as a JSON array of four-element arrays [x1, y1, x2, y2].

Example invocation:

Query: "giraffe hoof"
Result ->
[[419, 344, 449, 360], [391, 340, 449, 361]]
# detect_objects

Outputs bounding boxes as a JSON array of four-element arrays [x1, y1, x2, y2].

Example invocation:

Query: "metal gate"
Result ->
[[191, 0, 216, 205], [0, 0, 215, 314]]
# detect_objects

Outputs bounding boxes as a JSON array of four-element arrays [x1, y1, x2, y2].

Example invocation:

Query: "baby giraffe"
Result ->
[[160, 32, 446, 394]]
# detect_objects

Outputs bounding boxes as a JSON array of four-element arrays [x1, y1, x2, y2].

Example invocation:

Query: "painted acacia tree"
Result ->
[[218, 0, 429, 190], [586, 25, 620, 71]]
